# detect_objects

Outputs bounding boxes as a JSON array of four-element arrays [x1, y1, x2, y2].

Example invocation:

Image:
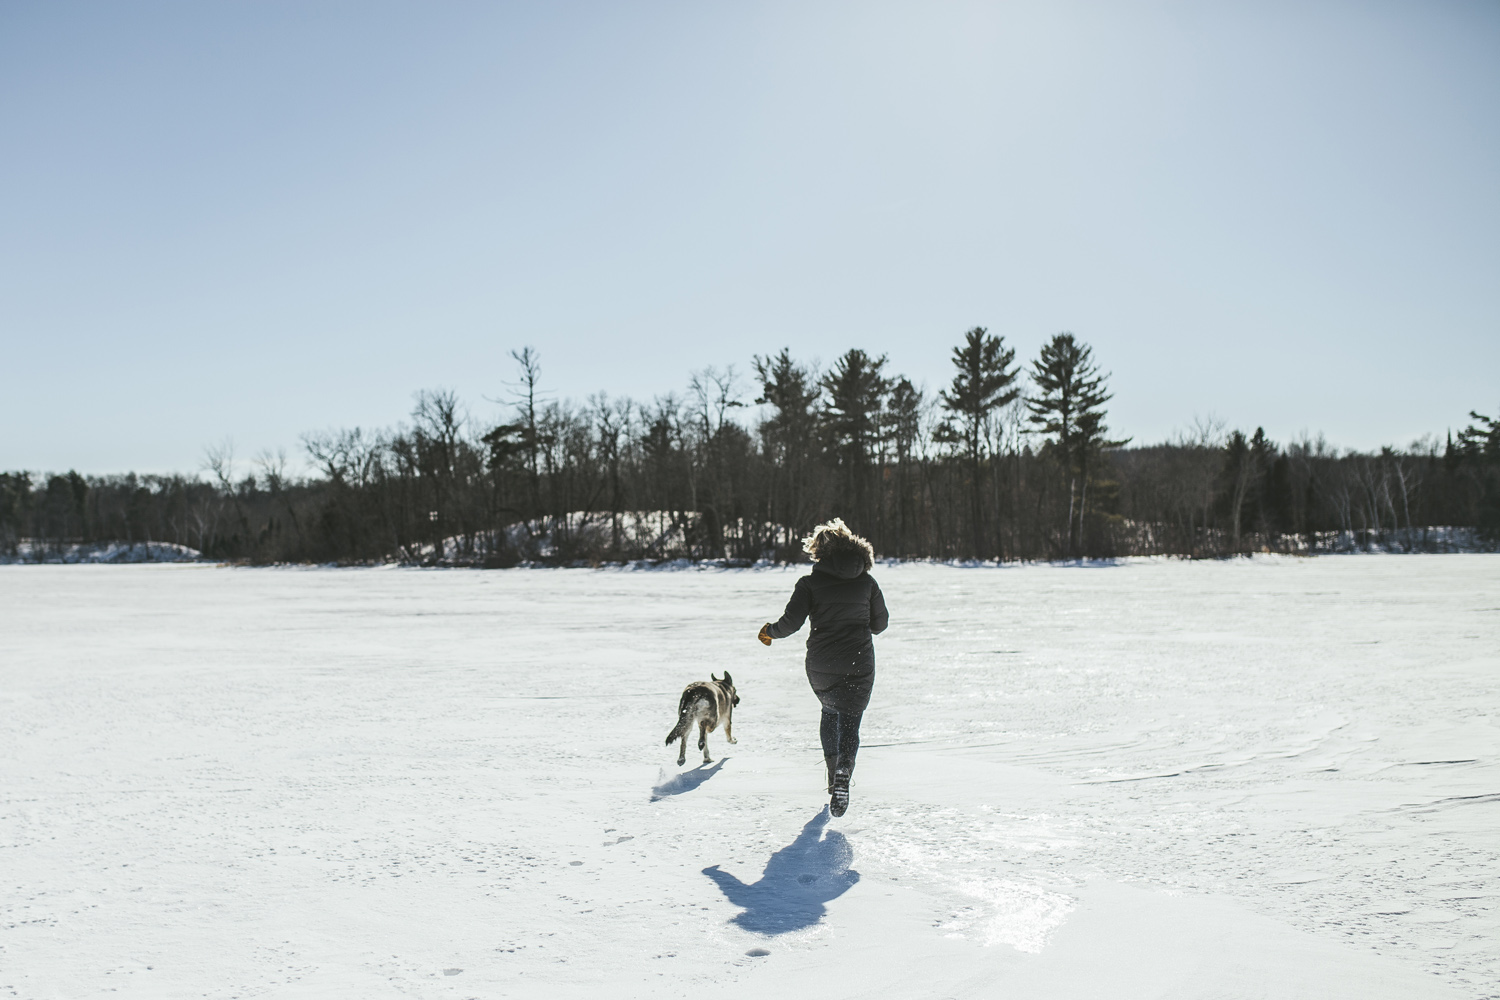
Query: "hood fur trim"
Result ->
[[803, 518, 874, 578]]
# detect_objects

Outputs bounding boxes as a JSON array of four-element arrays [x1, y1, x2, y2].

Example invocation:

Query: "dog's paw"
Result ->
[[727, 737, 738, 744]]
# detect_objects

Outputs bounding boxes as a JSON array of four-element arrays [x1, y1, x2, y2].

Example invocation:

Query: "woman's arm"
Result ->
[[765, 577, 812, 639], [868, 578, 889, 635]]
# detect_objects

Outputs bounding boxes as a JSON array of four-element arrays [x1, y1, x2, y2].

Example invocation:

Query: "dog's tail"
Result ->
[[665, 690, 708, 745]]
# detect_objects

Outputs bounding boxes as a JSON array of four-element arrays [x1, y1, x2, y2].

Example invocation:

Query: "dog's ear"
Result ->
[[722, 671, 733, 687], [711, 672, 719, 682]]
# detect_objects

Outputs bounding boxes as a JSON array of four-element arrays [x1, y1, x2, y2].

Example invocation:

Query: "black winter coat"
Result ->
[[766, 549, 889, 675]]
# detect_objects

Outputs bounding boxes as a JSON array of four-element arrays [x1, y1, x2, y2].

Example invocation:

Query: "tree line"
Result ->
[[3, 331, 1497, 564]]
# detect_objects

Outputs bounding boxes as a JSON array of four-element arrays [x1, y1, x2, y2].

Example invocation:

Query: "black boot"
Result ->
[[824, 756, 838, 794], [830, 767, 851, 817]]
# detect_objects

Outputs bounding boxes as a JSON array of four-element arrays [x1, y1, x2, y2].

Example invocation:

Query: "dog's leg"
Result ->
[[699, 720, 711, 763], [725, 704, 736, 744], [676, 719, 687, 766]]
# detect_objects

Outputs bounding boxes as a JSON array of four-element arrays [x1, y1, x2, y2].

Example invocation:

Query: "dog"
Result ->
[[665, 672, 739, 766]]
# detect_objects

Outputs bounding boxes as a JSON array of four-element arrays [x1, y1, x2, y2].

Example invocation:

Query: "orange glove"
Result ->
[[757, 623, 774, 646]]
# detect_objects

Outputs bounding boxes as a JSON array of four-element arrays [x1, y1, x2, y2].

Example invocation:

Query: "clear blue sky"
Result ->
[[2, 0, 1496, 474]]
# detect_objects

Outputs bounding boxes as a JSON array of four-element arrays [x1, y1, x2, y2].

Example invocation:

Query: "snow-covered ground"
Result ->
[[2, 556, 1496, 999]]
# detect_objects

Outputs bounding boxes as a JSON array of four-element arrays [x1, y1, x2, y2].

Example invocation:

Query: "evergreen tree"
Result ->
[[939, 327, 1020, 558], [885, 378, 926, 556], [1455, 410, 1500, 539], [753, 349, 822, 548], [1265, 452, 1295, 538], [821, 349, 891, 534], [0, 472, 29, 555], [1221, 427, 1274, 552], [1026, 333, 1126, 557], [1455, 411, 1500, 459]]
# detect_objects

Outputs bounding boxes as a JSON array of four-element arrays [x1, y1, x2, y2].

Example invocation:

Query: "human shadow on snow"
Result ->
[[702, 807, 859, 934], [651, 759, 727, 801]]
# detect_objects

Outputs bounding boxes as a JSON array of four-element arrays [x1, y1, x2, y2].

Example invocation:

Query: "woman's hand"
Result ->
[[757, 624, 774, 646]]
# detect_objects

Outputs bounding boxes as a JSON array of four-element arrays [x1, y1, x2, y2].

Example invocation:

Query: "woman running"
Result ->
[[758, 518, 889, 817]]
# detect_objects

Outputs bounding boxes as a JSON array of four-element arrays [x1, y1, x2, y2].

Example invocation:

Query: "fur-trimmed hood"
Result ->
[[811, 532, 874, 580]]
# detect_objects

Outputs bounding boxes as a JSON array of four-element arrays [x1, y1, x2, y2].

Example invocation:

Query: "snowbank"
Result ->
[[0, 539, 202, 564]]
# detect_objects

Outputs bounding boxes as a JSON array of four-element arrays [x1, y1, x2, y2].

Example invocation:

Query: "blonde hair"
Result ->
[[801, 517, 872, 562]]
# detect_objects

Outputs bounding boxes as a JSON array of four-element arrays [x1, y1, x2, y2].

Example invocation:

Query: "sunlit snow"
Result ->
[[2, 556, 1495, 998]]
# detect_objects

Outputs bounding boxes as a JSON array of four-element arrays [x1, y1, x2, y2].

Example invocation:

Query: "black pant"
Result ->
[[807, 665, 873, 776], [820, 708, 863, 775]]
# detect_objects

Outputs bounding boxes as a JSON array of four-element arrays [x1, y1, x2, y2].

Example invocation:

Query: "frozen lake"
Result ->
[[2, 556, 1497, 999]]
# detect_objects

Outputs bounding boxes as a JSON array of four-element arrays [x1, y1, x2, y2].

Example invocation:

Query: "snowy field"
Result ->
[[2, 557, 1497, 1000]]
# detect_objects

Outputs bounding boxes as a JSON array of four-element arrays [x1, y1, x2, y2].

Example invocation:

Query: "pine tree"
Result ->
[[938, 327, 1020, 558], [885, 378, 925, 556], [1455, 410, 1500, 539], [1222, 428, 1274, 553], [1026, 333, 1127, 557], [753, 349, 822, 550], [820, 350, 891, 534], [1455, 411, 1500, 459]]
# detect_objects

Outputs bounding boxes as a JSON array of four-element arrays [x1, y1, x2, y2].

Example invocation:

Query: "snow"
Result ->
[[0, 540, 201, 564], [2, 556, 1496, 999]]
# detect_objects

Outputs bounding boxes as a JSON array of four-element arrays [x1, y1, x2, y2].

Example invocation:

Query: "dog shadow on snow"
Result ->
[[702, 807, 859, 935], [651, 759, 727, 801]]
